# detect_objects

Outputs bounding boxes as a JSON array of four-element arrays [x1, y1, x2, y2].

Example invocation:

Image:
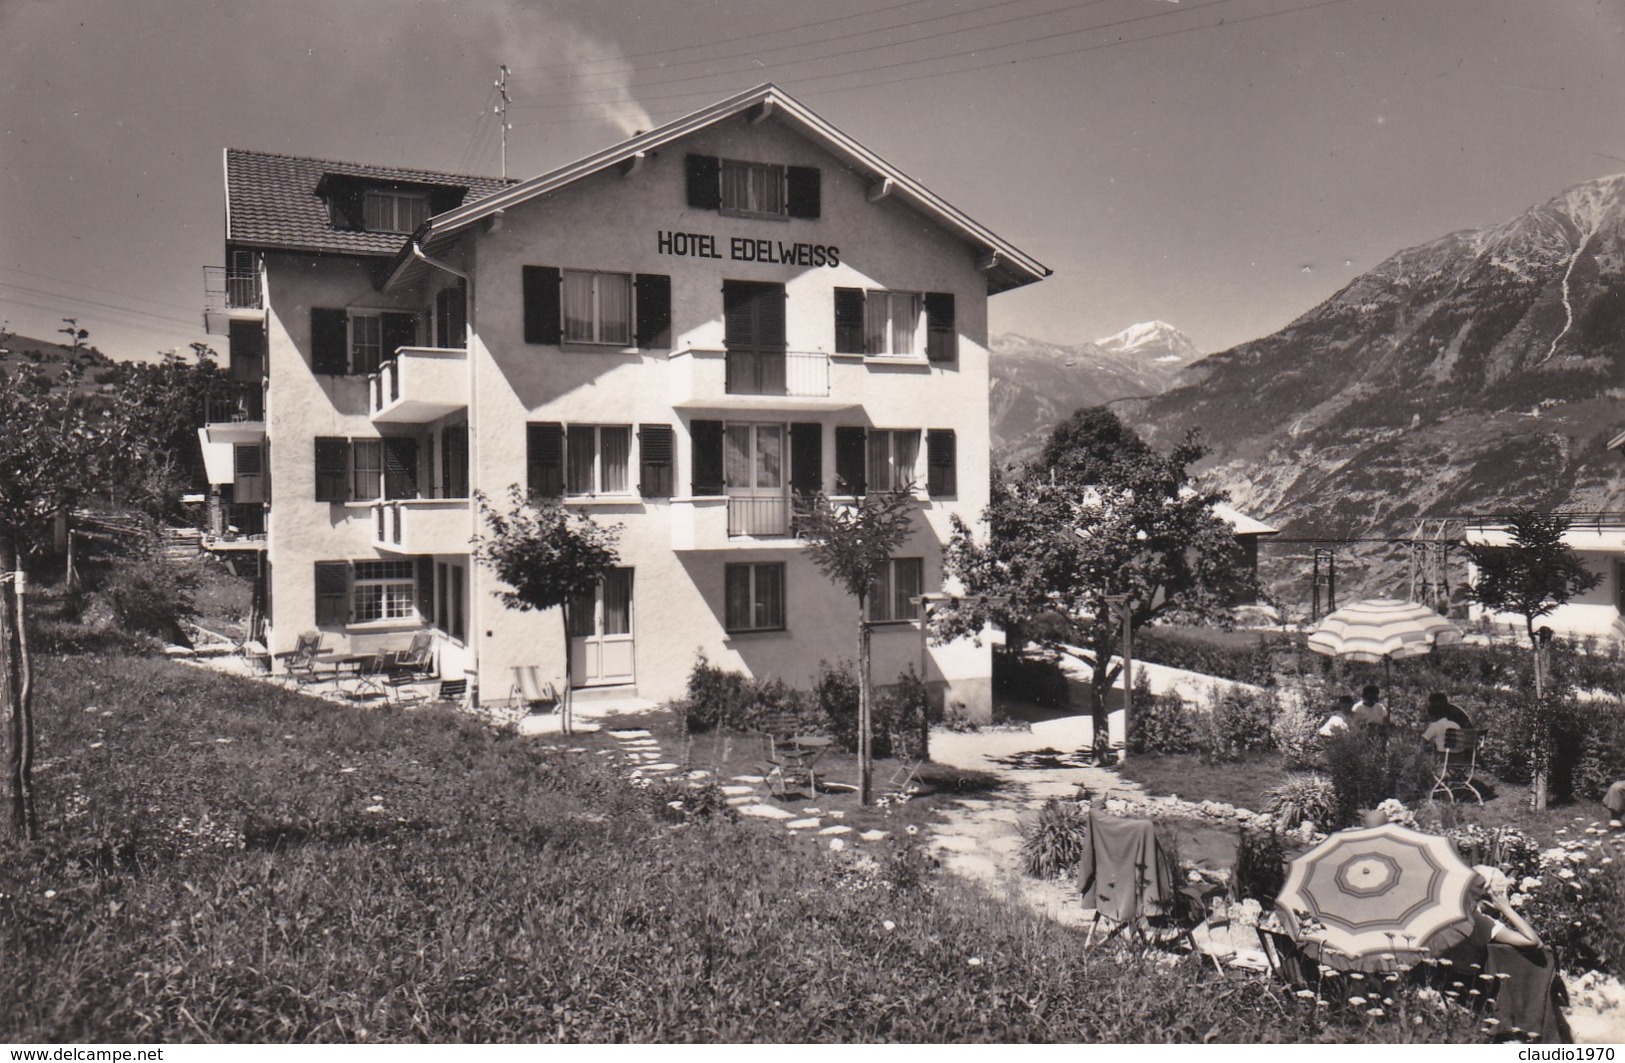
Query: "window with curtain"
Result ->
[[867, 558, 924, 623], [566, 425, 632, 496], [350, 314, 382, 374], [725, 424, 784, 490], [725, 562, 784, 632], [720, 160, 784, 216], [363, 190, 429, 232], [562, 270, 632, 345], [864, 291, 922, 356], [351, 440, 382, 502], [866, 429, 920, 493]]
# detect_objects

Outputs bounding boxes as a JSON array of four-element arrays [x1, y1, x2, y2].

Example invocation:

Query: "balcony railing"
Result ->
[[727, 495, 792, 538], [369, 346, 468, 423], [725, 350, 830, 397], [204, 387, 264, 424], [370, 498, 472, 554], [202, 266, 265, 335]]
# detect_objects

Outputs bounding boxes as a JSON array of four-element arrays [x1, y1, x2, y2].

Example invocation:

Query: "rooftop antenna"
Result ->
[[495, 64, 512, 180]]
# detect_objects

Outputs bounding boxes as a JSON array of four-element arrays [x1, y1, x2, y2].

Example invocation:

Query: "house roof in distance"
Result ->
[[387, 83, 1051, 295], [224, 150, 512, 257]]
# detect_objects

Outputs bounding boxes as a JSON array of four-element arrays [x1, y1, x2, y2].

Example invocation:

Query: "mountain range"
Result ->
[[989, 320, 1203, 467]]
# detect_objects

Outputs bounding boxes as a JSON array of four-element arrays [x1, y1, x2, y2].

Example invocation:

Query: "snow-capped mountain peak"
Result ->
[[1094, 320, 1202, 362]]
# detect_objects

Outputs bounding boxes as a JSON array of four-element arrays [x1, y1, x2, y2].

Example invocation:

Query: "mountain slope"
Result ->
[[1135, 174, 1625, 547], [990, 324, 1201, 467]]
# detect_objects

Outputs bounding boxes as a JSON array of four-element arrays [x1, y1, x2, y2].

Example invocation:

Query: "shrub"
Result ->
[[1321, 729, 1428, 828], [878, 666, 934, 761], [1021, 798, 1091, 879], [94, 525, 199, 643], [1270, 688, 1325, 771], [1204, 687, 1277, 761], [992, 649, 1069, 709], [814, 658, 864, 752], [1264, 773, 1335, 831], [1519, 830, 1625, 978], [677, 653, 812, 734], [1133, 626, 1277, 685], [1233, 827, 1286, 904], [1126, 684, 1201, 755]]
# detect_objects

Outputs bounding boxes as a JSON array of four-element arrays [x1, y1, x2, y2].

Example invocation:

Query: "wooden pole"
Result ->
[[14, 571, 34, 840], [858, 602, 872, 805]]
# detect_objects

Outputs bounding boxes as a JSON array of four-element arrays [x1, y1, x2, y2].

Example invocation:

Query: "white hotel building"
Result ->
[[197, 84, 1049, 716]]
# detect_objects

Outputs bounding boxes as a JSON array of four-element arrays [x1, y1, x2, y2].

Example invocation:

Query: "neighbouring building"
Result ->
[[196, 83, 1050, 716], [1462, 511, 1625, 643]]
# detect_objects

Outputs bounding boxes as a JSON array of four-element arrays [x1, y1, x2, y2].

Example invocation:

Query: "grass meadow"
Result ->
[[0, 650, 1481, 1043]]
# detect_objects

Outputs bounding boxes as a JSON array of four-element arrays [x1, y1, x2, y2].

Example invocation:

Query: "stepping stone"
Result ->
[[646, 763, 679, 772], [819, 825, 853, 836], [609, 730, 652, 740], [932, 834, 980, 853], [739, 804, 796, 820], [725, 796, 755, 807], [787, 818, 821, 830], [733, 774, 767, 784], [802, 807, 822, 814], [685, 770, 712, 780], [858, 829, 890, 842], [721, 785, 754, 796]]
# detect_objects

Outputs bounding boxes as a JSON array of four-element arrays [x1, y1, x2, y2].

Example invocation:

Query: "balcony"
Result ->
[[670, 349, 855, 412], [671, 494, 803, 550], [204, 386, 264, 426], [370, 346, 468, 424], [370, 498, 472, 554], [202, 266, 265, 335]]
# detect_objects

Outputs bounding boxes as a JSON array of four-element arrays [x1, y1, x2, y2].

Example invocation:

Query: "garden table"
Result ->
[[779, 736, 831, 794]]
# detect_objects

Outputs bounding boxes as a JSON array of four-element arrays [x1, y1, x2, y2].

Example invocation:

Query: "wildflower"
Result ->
[[829, 839, 846, 852], [1412, 1016, 1424, 1026], [1315, 999, 1328, 1008], [1366, 1008, 1385, 1018], [364, 805, 385, 814], [1558, 868, 1575, 880], [89, 742, 103, 749], [1347, 996, 1367, 1007], [1382, 998, 1394, 1006], [43, 890, 56, 899], [967, 957, 983, 967], [905, 824, 919, 835], [883, 920, 896, 931], [1295, 990, 1316, 1000], [1520, 876, 1542, 891]]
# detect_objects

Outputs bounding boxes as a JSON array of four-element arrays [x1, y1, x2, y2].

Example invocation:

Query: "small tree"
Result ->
[[1466, 509, 1601, 808], [795, 488, 917, 804], [473, 487, 621, 734], [939, 408, 1250, 762]]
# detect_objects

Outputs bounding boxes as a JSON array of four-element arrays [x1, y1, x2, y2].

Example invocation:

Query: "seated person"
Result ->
[[1421, 691, 1475, 753], [1318, 694, 1356, 738], [1437, 866, 1541, 972], [1350, 684, 1389, 730]]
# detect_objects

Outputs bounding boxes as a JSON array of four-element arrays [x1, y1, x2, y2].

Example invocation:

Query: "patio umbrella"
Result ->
[[1308, 597, 1463, 681], [1276, 822, 1482, 972]]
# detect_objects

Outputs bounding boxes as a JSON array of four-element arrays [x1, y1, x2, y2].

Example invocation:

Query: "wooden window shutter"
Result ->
[[441, 424, 468, 498], [634, 273, 671, 348], [927, 429, 957, 498], [314, 438, 350, 502], [522, 265, 561, 345], [833, 288, 865, 355], [314, 561, 350, 627], [790, 422, 822, 496], [310, 308, 349, 375], [835, 426, 867, 496], [786, 166, 821, 219], [925, 292, 957, 363], [638, 423, 674, 497], [381, 312, 417, 364], [685, 154, 721, 210], [382, 437, 419, 500], [690, 419, 725, 496], [526, 423, 564, 498], [724, 281, 785, 351], [416, 556, 434, 622]]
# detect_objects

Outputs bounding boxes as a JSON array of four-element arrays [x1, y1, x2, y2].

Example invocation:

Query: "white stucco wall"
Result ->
[[1462, 524, 1625, 642]]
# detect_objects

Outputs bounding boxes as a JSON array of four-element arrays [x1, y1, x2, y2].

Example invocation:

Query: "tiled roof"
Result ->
[[225, 150, 512, 256]]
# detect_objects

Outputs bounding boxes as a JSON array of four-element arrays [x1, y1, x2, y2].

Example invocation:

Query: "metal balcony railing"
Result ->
[[727, 495, 792, 538], [204, 387, 263, 424], [202, 266, 262, 312], [725, 350, 830, 397]]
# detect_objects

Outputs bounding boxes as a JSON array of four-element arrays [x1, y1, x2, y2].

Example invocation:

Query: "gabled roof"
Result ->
[[385, 83, 1050, 294], [224, 149, 512, 257]]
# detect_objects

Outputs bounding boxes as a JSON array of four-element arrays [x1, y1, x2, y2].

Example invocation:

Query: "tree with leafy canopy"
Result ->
[[794, 488, 918, 804], [937, 407, 1250, 762], [472, 487, 621, 734], [1465, 509, 1601, 809]]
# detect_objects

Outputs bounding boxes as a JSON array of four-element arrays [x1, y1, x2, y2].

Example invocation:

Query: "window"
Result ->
[[725, 562, 784, 632], [562, 270, 632, 345], [868, 558, 924, 623], [311, 308, 415, 374], [527, 423, 565, 499], [638, 424, 674, 497], [834, 289, 956, 361], [867, 430, 920, 493], [352, 560, 418, 623], [721, 160, 784, 217], [350, 441, 381, 502], [927, 429, 957, 498], [566, 425, 632, 496], [725, 423, 784, 491], [865, 291, 921, 357], [364, 190, 429, 233]]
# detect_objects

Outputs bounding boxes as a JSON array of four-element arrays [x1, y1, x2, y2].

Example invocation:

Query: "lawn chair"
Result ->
[[883, 757, 923, 800], [1077, 810, 1194, 951], [343, 652, 392, 702], [509, 666, 561, 714], [757, 713, 827, 799], [1429, 727, 1487, 804], [394, 631, 435, 679], [425, 677, 470, 710], [276, 631, 326, 688]]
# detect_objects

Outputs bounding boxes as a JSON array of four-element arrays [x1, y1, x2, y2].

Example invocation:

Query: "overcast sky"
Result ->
[[2, 0, 1623, 362]]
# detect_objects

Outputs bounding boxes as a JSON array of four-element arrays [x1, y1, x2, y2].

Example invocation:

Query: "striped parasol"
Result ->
[[1276, 822, 1482, 972], [1307, 598, 1463, 664]]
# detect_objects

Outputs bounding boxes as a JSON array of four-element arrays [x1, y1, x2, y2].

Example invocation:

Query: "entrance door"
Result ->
[[569, 567, 635, 687]]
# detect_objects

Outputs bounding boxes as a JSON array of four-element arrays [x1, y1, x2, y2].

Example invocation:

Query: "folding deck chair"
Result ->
[[509, 666, 561, 714], [1077, 810, 1206, 956]]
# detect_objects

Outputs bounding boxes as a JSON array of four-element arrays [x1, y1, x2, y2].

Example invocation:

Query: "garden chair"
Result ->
[[343, 652, 392, 702], [1078, 810, 1198, 953], [426, 677, 470, 710], [394, 631, 435, 679], [277, 631, 326, 688], [509, 666, 561, 714], [756, 713, 827, 799], [883, 757, 923, 800], [1429, 727, 1486, 805]]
